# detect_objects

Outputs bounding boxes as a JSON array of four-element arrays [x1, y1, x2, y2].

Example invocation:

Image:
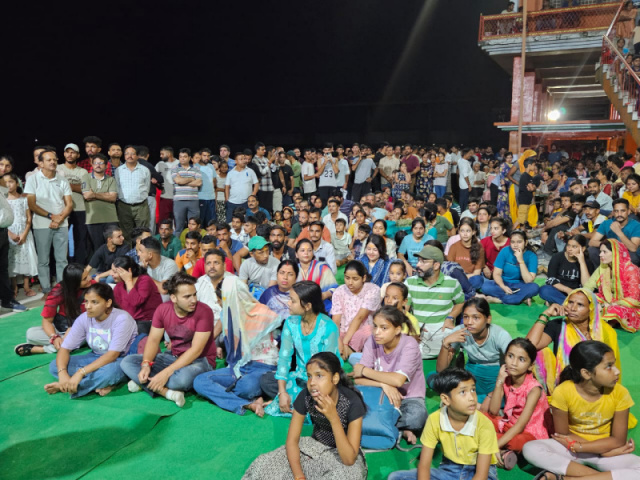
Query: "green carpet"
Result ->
[[2, 300, 639, 479]]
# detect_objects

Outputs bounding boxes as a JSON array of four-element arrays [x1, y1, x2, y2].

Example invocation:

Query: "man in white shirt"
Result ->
[[155, 146, 178, 225], [301, 148, 317, 199], [335, 153, 350, 199], [378, 145, 400, 189], [460, 197, 480, 220], [309, 221, 337, 273], [24, 148, 73, 293], [323, 198, 348, 235], [457, 148, 474, 212], [316, 143, 339, 203], [445, 145, 460, 197], [195, 248, 228, 345], [225, 152, 259, 222]]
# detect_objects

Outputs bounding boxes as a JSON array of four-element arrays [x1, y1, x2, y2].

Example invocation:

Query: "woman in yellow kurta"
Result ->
[[508, 149, 539, 227]]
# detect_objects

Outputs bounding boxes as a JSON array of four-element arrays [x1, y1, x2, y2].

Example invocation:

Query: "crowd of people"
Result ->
[[5, 136, 640, 479]]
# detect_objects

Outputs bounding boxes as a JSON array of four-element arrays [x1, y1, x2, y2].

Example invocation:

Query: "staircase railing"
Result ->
[[600, 2, 640, 124]]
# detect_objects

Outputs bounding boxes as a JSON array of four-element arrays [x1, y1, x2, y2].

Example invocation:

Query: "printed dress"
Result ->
[[496, 161, 512, 219], [416, 162, 434, 197], [8, 197, 37, 276], [392, 172, 409, 200]]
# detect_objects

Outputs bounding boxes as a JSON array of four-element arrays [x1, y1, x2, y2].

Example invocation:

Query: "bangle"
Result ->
[[49, 335, 60, 345], [80, 367, 87, 377], [567, 439, 577, 452], [141, 361, 154, 368], [535, 320, 547, 326], [539, 313, 551, 322], [58, 368, 67, 373]]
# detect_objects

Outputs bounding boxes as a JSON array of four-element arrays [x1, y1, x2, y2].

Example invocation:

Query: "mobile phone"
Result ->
[[511, 288, 521, 294]]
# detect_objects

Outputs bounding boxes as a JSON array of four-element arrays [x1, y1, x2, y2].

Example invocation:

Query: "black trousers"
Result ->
[[257, 190, 273, 215], [68, 211, 89, 265], [352, 182, 371, 203], [0, 228, 15, 304], [490, 184, 499, 206], [87, 223, 119, 253]]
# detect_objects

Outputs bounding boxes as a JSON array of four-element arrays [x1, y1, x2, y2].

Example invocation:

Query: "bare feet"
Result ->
[[247, 397, 266, 417], [24, 288, 37, 297], [484, 296, 502, 304], [95, 385, 115, 396], [44, 382, 62, 394], [402, 430, 417, 445], [525, 298, 532, 307]]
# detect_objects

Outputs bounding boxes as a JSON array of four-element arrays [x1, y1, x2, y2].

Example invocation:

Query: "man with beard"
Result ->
[[287, 209, 309, 247], [121, 272, 216, 408], [86, 226, 129, 283], [156, 146, 178, 225], [269, 225, 296, 262], [155, 218, 182, 260], [197, 148, 218, 227], [82, 154, 119, 251], [308, 221, 337, 273], [107, 143, 123, 172], [78, 136, 113, 176], [225, 152, 259, 222], [405, 245, 464, 359], [56, 143, 90, 264], [195, 248, 228, 347], [138, 236, 179, 294], [589, 198, 640, 266]]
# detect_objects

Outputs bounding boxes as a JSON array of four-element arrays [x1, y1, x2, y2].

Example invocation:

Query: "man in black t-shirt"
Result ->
[[542, 192, 577, 255], [276, 151, 294, 209], [514, 159, 540, 229]]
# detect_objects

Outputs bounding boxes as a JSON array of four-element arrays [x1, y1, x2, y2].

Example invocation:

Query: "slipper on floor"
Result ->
[[24, 290, 37, 297], [500, 450, 517, 470], [14, 343, 36, 356]]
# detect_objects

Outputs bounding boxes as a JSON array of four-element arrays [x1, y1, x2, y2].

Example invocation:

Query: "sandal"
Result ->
[[14, 343, 35, 356], [499, 450, 518, 470], [533, 472, 563, 480]]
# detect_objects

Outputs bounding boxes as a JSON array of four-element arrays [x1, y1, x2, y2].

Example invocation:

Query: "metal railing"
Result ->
[[601, 35, 640, 121], [478, 2, 619, 42]]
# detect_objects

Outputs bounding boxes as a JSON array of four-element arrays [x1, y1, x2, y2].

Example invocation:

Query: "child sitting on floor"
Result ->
[[383, 281, 421, 343], [523, 341, 640, 480], [388, 368, 499, 480], [243, 352, 367, 480], [484, 338, 550, 470], [433, 297, 512, 404], [352, 306, 426, 445]]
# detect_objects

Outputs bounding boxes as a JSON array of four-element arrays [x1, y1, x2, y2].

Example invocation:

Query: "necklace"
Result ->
[[301, 315, 317, 336]]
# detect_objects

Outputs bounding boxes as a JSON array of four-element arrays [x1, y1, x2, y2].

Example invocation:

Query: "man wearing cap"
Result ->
[[405, 245, 465, 359], [24, 147, 73, 294], [239, 236, 279, 290], [56, 143, 91, 264]]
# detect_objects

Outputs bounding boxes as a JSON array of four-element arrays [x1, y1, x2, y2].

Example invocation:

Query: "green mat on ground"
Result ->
[[2, 300, 639, 479]]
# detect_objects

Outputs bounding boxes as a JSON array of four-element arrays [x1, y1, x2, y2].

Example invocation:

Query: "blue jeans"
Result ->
[[120, 353, 212, 395], [397, 397, 428, 432], [481, 279, 539, 305], [538, 284, 568, 305], [458, 188, 469, 213], [468, 275, 484, 291], [198, 199, 217, 226], [193, 361, 276, 415], [49, 352, 127, 399], [434, 185, 446, 198], [226, 201, 248, 223], [388, 460, 498, 480]]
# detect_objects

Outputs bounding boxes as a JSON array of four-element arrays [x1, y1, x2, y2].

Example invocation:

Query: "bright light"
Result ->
[[548, 109, 561, 121]]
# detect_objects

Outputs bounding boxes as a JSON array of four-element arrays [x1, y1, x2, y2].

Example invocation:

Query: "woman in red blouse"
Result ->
[[480, 217, 511, 280]]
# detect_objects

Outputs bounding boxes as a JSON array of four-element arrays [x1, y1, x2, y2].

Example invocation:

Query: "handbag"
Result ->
[[357, 386, 401, 450]]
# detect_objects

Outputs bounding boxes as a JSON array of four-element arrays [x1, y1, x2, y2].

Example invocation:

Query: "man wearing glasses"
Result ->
[[82, 153, 119, 250]]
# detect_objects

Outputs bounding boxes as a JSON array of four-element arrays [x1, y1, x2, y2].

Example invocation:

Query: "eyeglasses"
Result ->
[[93, 162, 106, 166]]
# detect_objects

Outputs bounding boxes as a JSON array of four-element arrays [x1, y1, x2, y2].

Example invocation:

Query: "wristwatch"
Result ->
[[46, 213, 52, 219]]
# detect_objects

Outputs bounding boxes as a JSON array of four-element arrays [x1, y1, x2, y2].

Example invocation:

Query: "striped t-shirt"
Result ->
[[405, 273, 464, 325], [171, 165, 202, 201]]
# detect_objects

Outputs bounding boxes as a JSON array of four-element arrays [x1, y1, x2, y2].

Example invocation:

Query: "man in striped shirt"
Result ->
[[405, 245, 464, 359], [171, 148, 202, 234]]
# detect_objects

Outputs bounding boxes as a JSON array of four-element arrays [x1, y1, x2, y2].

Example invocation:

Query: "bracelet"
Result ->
[[295, 476, 306, 480], [141, 361, 154, 368], [567, 439, 577, 452], [49, 334, 60, 345], [80, 367, 87, 377], [539, 313, 551, 322], [58, 368, 67, 373]]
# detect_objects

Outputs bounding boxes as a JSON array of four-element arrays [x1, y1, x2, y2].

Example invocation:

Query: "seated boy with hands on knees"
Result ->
[[388, 368, 499, 480]]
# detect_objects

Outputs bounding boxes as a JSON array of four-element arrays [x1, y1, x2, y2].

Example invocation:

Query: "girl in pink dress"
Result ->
[[484, 338, 550, 471]]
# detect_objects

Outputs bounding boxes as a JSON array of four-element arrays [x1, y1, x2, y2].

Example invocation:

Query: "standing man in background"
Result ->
[[156, 146, 178, 227], [115, 145, 151, 243], [136, 145, 164, 234]]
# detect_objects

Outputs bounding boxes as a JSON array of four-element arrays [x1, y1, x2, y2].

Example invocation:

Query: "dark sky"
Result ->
[[3, 0, 510, 173]]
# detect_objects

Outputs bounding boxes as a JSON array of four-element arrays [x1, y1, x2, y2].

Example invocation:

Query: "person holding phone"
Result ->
[[316, 143, 339, 203]]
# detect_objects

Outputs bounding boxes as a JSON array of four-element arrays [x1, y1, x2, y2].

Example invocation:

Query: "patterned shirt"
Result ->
[[252, 156, 275, 191], [171, 165, 202, 201], [114, 163, 150, 204], [405, 272, 464, 325]]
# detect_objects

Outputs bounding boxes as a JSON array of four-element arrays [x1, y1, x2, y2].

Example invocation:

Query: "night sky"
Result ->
[[3, 0, 510, 174]]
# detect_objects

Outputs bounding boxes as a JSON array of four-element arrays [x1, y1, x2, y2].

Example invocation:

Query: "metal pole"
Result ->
[[517, 0, 528, 153]]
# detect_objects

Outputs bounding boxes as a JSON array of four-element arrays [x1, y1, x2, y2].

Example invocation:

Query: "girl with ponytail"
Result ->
[[244, 352, 367, 480], [523, 341, 640, 479]]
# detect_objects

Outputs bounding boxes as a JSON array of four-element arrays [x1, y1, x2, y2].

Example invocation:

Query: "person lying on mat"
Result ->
[[351, 306, 426, 445], [120, 272, 216, 407], [44, 283, 137, 398]]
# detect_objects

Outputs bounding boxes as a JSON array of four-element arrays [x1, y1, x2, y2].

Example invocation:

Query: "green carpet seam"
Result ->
[[76, 413, 177, 480], [0, 363, 49, 383]]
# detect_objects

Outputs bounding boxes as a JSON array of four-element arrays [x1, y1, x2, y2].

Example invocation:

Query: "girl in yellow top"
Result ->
[[622, 173, 640, 215], [523, 341, 640, 480]]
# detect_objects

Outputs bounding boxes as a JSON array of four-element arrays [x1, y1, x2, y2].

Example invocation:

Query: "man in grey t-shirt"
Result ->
[[350, 144, 378, 203], [238, 236, 279, 289], [139, 236, 178, 295]]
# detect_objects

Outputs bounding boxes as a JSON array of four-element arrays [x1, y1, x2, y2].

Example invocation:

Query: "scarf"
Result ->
[[220, 276, 282, 377]]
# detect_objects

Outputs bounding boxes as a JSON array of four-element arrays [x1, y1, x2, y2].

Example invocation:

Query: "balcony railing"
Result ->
[[478, 2, 619, 42]]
